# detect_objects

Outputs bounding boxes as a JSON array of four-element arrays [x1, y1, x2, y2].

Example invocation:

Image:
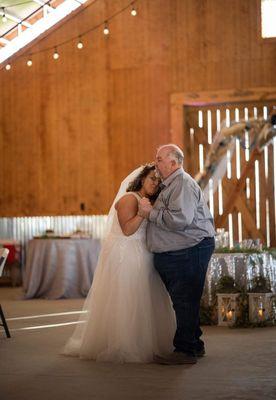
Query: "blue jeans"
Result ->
[[153, 237, 215, 355]]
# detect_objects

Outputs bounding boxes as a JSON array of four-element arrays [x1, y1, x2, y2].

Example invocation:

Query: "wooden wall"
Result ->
[[0, 0, 276, 216]]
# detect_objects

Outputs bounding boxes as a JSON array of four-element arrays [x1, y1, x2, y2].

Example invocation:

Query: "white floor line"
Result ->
[[1, 320, 85, 332], [6, 310, 87, 321]]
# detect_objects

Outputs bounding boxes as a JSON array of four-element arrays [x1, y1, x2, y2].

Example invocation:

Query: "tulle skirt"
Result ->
[[63, 234, 176, 363]]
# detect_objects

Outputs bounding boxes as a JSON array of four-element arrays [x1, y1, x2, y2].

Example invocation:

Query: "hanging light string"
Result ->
[[1, 0, 138, 71], [1, 9, 8, 23], [28, 0, 138, 55]]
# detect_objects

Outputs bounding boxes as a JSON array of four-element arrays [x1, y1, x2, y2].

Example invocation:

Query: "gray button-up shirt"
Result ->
[[147, 168, 215, 252]]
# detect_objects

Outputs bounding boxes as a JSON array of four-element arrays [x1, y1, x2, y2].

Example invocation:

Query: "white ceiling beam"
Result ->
[[32, 0, 54, 11], [0, 37, 9, 45], [0, 10, 32, 28]]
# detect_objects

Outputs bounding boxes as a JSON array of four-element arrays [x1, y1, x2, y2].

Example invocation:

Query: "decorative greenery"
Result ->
[[214, 247, 262, 254], [269, 296, 276, 325], [234, 289, 276, 328], [232, 290, 250, 328], [201, 249, 276, 328], [215, 247, 276, 256], [215, 275, 240, 294], [202, 273, 275, 328], [263, 247, 276, 258], [199, 303, 217, 326], [248, 276, 272, 293], [231, 276, 274, 327]]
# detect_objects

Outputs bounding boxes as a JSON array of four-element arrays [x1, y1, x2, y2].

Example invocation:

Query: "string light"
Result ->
[[103, 21, 110, 35], [1, 0, 141, 71], [131, 4, 137, 16], [2, 8, 7, 23], [53, 48, 59, 60], [77, 37, 83, 49]]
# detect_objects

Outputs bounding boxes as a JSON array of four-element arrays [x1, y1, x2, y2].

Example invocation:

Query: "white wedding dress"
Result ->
[[63, 191, 176, 363]]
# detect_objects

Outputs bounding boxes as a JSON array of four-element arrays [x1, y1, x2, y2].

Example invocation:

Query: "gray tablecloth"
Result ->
[[23, 239, 101, 299], [24, 241, 276, 302]]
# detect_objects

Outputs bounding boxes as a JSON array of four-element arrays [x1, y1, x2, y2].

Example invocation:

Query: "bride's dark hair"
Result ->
[[126, 163, 161, 202]]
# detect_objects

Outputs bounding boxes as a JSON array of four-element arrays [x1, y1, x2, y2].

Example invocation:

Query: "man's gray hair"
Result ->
[[158, 144, 184, 165]]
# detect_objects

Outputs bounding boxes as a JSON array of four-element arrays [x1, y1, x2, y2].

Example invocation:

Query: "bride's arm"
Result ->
[[116, 194, 144, 236]]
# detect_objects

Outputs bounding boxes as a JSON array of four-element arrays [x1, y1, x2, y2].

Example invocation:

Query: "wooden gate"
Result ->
[[183, 100, 276, 247]]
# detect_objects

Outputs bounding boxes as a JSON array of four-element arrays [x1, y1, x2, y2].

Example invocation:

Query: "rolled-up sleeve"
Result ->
[[149, 181, 196, 231]]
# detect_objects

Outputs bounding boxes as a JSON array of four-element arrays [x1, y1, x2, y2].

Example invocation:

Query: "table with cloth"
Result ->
[[23, 238, 101, 299], [0, 239, 22, 286], [24, 240, 276, 302]]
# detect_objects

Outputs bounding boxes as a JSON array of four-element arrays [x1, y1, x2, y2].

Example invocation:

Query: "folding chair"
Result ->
[[0, 248, 11, 338]]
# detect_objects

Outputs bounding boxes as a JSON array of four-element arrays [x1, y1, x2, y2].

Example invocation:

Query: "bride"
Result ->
[[63, 164, 176, 363]]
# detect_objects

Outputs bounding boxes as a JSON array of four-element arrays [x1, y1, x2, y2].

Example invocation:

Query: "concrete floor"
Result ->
[[0, 287, 276, 400]]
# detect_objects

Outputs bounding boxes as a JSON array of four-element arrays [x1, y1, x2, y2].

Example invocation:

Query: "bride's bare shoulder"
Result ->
[[115, 193, 138, 210]]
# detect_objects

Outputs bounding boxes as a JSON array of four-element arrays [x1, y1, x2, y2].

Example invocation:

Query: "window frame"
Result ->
[[257, 0, 276, 43]]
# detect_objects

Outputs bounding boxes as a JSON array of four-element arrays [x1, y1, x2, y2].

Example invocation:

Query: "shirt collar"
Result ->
[[162, 167, 184, 187]]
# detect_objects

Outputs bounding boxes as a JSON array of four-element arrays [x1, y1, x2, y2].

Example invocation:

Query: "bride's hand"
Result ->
[[138, 197, 152, 218]]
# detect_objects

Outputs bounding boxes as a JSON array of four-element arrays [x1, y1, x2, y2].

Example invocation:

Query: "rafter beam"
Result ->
[[0, 10, 32, 28], [0, 37, 9, 45], [32, 0, 54, 11]]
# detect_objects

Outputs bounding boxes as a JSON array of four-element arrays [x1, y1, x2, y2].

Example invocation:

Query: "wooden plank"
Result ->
[[258, 151, 267, 245], [218, 180, 265, 242], [235, 196, 266, 242], [215, 149, 260, 227], [232, 210, 239, 245], [171, 102, 185, 148], [267, 143, 276, 246], [183, 106, 196, 175], [171, 88, 276, 107]]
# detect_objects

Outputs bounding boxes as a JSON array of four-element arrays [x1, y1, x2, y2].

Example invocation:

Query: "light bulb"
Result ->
[[5, 63, 11, 70], [2, 14, 7, 23], [77, 40, 83, 49], [53, 49, 59, 60], [131, 7, 137, 16], [27, 59, 32, 67], [103, 22, 109, 35]]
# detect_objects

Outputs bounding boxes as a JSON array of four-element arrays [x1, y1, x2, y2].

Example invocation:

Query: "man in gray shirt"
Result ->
[[139, 144, 215, 365]]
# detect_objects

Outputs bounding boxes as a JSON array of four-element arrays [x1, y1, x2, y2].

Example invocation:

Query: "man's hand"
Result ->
[[138, 197, 153, 218]]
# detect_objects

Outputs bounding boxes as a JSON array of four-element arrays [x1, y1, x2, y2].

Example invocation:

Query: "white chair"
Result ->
[[0, 248, 11, 338]]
